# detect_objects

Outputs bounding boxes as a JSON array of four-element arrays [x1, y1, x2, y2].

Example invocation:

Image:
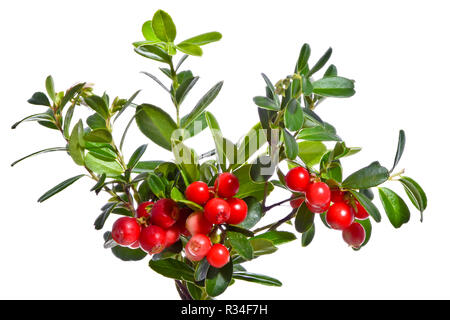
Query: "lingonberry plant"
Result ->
[[12, 9, 428, 300]]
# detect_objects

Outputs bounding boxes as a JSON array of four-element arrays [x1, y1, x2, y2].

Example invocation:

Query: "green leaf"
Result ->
[[87, 113, 107, 130], [195, 258, 210, 282], [171, 140, 200, 183], [127, 144, 148, 170], [186, 282, 204, 300], [205, 111, 236, 168], [28, 92, 50, 106], [152, 10, 177, 42], [11, 113, 54, 129], [45, 75, 55, 102], [312, 76, 355, 98], [205, 261, 233, 297], [136, 104, 178, 151], [132, 160, 164, 173], [324, 64, 338, 77], [84, 128, 112, 143], [142, 20, 160, 42], [176, 43, 203, 56], [378, 187, 410, 228], [182, 81, 224, 129], [399, 176, 427, 221], [114, 90, 141, 122], [253, 96, 279, 111], [236, 123, 265, 164], [298, 141, 327, 167], [284, 99, 303, 131], [149, 258, 195, 282], [307, 47, 332, 77], [353, 219, 372, 250], [391, 130, 406, 173], [176, 76, 199, 106], [295, 202, 315, 233], [111, 246, 147, 261], [37, 174, 85, 202], [11, 147, 67, 167], [296, 43, 311, 73], [301, 223, 315, 247], [86, 144, 116, 161], [85, 152, 123, 178], [349, 190, 382, 223], [283, 129, 298, 160], [252, 231, 296, 245], [239, 197, 262, 229], [261, 73, 280, 107], [90, 173, 106, 192], [249, 239, 278, 256], [233, 271, 282, 287], [84, 95, 109, 120], [63, 104, 75, 138], [68, 120, 85, 166], [60, 83, 85, 110], [250, 154, 277, 183], [94, 202, 119, 230], [148, 173, 166, 199], [181, 112, 208, 140], [342, 161, 389, 189], [297, 125, 341, 141], [179, 32, 222, 46], [233, 164, 274, 201], [228, 232, 253, 261], [134, 44, 171, 63]]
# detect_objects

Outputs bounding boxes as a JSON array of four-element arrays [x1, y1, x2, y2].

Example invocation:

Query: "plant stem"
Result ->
[[263, 195, 304, 213], [254, 208, 297, 233], [175, 280, 193, 300]]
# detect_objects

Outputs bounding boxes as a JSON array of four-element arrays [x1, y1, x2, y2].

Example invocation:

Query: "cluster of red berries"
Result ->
[[286, 166, 367, 248], [111, 172, 247, 268]]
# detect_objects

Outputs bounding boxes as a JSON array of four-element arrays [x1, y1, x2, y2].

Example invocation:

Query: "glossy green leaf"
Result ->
[[60, 83, 85, 110], [134, 44, 171, 63], [149, 258, 195, 283], [205, 261, 233, 297], [85, 152, 123, 178], [114, 90, 141, 122], [176, 43, 203, 56], [94, 202, 119, 230], [127, 144, 148, 170], [38, 174, 85, 202], [298, 141, 327, 167], [249, 238, 278, 256], [312, 76, 355, 98], [11, 147, 67, 167], [324, 64, 338, 77], [90, 173, 106, 192], [87, 113, 106, 130], [253, 96, 279, 111], [132, 160, 164, 173], [111, 246, 147, 261], [63, 104, 75, 138], [171, 140, 200, 183], [228, 232, 253, 261], [152, 10, 177, 42], [239, 197, 263, 229], [45, 75, 55, 102], [11, 113, 54, 129], [378, 187, 410, 228], [297, 125, 340, 141], [296, 43, 311, 73], [147, 173, 166, 199], [233, 164, 274, 201], [179, 32, 222, 46], [250, 154, 277, 183], [295, 202, 315, 233], [28, 92, 50, 106], [283, 129, 298, 160], [142, 20, 159, 42], [391, 130, 406, 173], [301, 223, 315, 247], [284, 99, 303, 131], [252, 231, 296, 246], [233, 271, 282, 287], [68, 120, 85, 166], [307, 47, 332, 77], [136, 104, 178, 151], [342, 161, 389, 189], [399, 176, 427, 220], [182, 81, 223, 129], [84, 95, 109, 120], [349, 190, 382, 223], [84, 128, 112, 143], [353, 218, 372, 250], [176, 76, 199, 105]]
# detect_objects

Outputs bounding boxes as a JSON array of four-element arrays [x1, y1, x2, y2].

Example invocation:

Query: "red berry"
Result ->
[[136, 201, 154, 218], [342, 222, 366, 248], [214, 173, 239, 198], [129, 240, 140, 249], [111, 217, 141, 246], [350, 200, 369, 220], [185, 181, 210, 205], [176, 207, 192, 237], [285, 167, 310, 192], [306, 200, 330, 213], [326, 202, 354, 230], [330, 189, 345, 203], [226, 198, 248, 225], [207, 244, 230, 268], [185, 234, 212, 262], [208, 187, 216, 200], [290, 195, 305, 209], [204, 198, 231, 224], [150, 198, 179, 229], [139, 225, 166, 254], [165, 225, 181, 247], [185, 211, 213, 236], [306, 182, 331, 207]]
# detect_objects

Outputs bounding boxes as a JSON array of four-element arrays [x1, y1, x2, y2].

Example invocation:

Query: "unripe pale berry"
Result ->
[[185, 211, 213, 236], [185, 234, 212, 262]]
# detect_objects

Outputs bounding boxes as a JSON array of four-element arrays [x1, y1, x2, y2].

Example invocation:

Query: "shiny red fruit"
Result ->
[[185, 234, 212, 262], [136, 201, 154, 218], [176, 207, 192, 237], [207, 244, 230, 268], [285, 167, 310, 192], [290, 195, 305, 209], [306, 182, 331, 207], [350, 200, 369, 220], [185, 181, 210, 205], [330, 189, 345, 203], [165, 225, 181, 247], [129, 240, 140, 249], [226, 198, 248, 225], [342, 222, 366, 248], [150, 198, 179, 229], [139, 225, 166, 254], [306, 200, 330, 213], [214, 173, 239, 198], [326, 202, 354, 230], [185, 211, 213, 236], [204, 198, 231, 224], [111, 217, 141, 246]]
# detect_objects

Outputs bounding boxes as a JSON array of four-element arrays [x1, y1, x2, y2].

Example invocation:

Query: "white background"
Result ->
[[1, 0, 449, 299]]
